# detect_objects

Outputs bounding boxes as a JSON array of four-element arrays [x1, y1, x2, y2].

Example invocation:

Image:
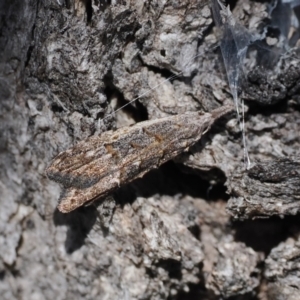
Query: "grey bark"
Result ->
[[1, 0, 300, 299]]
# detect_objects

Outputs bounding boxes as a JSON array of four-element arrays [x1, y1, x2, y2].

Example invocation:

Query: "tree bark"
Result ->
[[1, 0, 300, 299]]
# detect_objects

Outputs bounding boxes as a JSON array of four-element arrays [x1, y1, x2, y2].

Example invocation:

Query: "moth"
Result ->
[[46, 105, 233, 213]]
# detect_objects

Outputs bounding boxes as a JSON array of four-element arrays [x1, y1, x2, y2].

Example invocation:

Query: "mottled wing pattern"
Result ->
[[46, 105, 233, 213]]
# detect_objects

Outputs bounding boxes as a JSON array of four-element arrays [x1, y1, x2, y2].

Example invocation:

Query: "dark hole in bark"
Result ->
[[0, 271, 5, 281], [51, 103, 64, 113], [65, 0, 71, 9], [233, 215, 300, 255], [86, 0, 93, 23], [103, 73, 149, 123]]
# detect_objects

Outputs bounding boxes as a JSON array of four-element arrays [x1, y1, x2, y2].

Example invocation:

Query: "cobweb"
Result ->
[[211, 0, 259, 168], [212, 0, 300, 168]]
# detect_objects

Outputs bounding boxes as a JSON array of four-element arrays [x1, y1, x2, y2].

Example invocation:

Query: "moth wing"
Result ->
[[46, 130, 124, 188]]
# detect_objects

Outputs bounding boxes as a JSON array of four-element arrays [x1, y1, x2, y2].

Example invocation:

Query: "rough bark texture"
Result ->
[[1, 0, 300, 299]]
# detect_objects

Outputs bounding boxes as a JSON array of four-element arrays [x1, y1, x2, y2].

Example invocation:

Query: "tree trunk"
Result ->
[[1, 0, 300, 299]]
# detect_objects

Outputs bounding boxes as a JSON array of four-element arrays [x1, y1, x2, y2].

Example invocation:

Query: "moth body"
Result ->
[[46, 105, 233, 213]]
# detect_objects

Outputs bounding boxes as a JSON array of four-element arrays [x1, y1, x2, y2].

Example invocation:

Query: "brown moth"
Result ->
[[46, 105, 233, 213]]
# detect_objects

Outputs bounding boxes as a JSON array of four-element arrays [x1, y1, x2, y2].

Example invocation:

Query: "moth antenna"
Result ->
[[101, 45, 220, 122]]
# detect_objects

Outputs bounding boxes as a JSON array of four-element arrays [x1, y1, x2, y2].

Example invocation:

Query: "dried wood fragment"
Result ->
[[227, 157, 300, 219]]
